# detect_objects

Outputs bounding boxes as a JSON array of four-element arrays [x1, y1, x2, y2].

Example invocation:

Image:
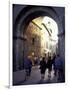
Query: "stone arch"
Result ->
[[13, 5, 64, 71], [13, 6, 62, 37]]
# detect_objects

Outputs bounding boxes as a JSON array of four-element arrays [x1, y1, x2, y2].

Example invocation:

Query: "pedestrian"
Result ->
[[24, 55, 32, 79], [47, 56, 52, 77], [52, 53, 56, 74], [54, 54, 63, 81], [40, 57, 46, 81]]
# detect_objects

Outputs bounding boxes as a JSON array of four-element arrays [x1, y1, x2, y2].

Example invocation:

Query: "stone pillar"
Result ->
[[15, 39, 20, 71], [58, 32, 65, 60], [58, 31, 65, 81]]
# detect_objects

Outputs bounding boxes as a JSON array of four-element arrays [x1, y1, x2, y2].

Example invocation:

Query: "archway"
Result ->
[[23, 16, 58, 65], [13, 5, 63, 71]]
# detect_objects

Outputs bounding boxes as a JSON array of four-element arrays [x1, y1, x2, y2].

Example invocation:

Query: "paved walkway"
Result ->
[[19, 65, 63, 85]]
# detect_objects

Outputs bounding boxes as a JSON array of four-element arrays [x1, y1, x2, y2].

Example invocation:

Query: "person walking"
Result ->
[[40, 57, 46, 81], [24, 55, 32, 80], [47, 56, 52, 78], [52, 53, 56, 75], [54, 54, 63, 81]]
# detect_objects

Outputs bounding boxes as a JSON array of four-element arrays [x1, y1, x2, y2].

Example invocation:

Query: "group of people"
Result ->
[[40, 54, 64, 81], [24, 53, 64, 82]]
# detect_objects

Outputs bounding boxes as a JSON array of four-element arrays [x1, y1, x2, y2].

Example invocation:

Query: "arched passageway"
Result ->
[[23, 16, 58, 65], [13, 5, 65, 85]]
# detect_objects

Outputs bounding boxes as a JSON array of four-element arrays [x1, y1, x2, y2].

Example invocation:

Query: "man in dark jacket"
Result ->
[[40, 57, 46, 80], [24, 56, 32, 77], [54, 54, 63, 81], [47, 56, 52, 77]]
